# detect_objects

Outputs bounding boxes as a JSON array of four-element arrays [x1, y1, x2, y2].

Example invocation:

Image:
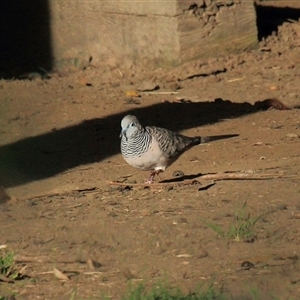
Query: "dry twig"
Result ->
[[15, 255, 79, 264], [107, 171, 293, 188]]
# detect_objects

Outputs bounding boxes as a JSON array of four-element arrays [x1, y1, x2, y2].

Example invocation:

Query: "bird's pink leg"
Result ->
[[146, 170, 162, 184]]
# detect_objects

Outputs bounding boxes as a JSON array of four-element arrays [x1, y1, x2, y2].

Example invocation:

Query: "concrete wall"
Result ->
[[49, 0, 258, 73]]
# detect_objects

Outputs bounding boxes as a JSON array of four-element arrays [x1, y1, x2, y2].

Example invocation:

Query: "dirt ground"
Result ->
[[1, 19, 300, 300]]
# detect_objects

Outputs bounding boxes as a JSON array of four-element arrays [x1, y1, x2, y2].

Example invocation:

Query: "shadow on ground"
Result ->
[[0, 98, 268, 188]]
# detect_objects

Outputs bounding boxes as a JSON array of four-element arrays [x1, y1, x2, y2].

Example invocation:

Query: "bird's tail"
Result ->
[[188, 136, 209, 147], [197, 134, 239, 145]]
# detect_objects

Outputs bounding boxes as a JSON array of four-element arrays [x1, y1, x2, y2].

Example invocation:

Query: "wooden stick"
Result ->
[[141, 91, 179, 95], [107, 171, 292, 187], [106, 179, 202, 188], [15, 255, 79, 264], [0, 274, 14, 283], [197, 173, 282, 180]]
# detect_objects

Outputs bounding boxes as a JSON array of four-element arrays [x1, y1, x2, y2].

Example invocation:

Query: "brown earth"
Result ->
[[1, 20, 300, 300]]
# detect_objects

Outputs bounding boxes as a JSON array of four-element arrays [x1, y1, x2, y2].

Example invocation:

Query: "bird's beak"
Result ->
[[120, 129, 127, 140]]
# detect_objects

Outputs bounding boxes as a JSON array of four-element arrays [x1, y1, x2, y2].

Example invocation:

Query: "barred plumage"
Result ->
[[121, 127, 152, 159], [120, 115, 208, 183]]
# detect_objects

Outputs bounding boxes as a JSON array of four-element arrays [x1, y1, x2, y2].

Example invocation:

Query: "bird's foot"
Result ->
[[145, 172, 156, 184], [145, 180, 154, 184], [145, 170, 162, 184]]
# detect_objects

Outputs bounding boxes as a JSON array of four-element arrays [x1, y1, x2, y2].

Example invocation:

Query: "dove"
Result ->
[[120, 115, 209, 183]]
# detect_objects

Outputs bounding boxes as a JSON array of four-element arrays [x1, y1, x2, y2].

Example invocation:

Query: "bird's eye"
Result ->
[[130, 122, 135, 127]]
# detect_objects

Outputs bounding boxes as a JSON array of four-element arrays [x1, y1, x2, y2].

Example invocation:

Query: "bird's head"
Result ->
[[120, 115, 142, 140]]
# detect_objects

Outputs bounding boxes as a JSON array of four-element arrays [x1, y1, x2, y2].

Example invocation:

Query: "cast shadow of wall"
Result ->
[[255, 4, 300, 40], [0, 0, 52, 78], [0, 98, 274, 188]]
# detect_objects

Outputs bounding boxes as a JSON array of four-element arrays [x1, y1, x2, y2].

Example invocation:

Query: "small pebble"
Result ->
[[198, 249, 208, 259], [285, 133, 299, 139], [126, 179, 137, 184], [177, 217, 187, 224], [270, 123, 283, 129], [241, 261, 255, 269], [172, 170, 185, 177], [277, 204, 288, 211]]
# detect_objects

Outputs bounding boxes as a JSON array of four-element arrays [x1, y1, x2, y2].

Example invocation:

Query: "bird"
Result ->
[[120, 115, 210, 183]]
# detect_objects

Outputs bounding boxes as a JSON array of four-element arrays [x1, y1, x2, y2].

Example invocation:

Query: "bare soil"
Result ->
[[1, 21, 300, 300]]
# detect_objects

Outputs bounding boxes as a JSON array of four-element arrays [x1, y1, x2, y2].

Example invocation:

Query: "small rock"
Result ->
[[244, 169, 255, 174], [165, 82, 181, 91], [221, 199, 231, 204], [109, 186, 120, 192], [285, 133, 299, 139], [190, 156, 199, 162], [198, 249, 208, 259], [270, 123, 283, 129], [172, 170, 185, 177], [177, 217, 187, 224], [241, 261, 255, 269], [122, 267, 137, 280], [124, 98, 141, 105], [141, 209, 151, 217], [137, 81, 159, 92], [0, 187, 10, 204], [118, 185, 132, 192], [277, 204, 288, 211], [126, 179, 137, 184]]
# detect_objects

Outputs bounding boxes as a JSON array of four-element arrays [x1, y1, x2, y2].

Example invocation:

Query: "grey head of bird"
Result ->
[[120, 115, 143, 140]]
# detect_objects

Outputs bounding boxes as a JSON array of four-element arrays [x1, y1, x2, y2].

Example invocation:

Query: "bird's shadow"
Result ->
[[159, 132, 239, 183], [0, 98, 279, 188], [159, 172, 203, 183]]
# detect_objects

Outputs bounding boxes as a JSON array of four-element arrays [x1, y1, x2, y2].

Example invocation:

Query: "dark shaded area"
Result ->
[[160, 172, 204, 183], [256, 4, 300, 40], [0, 98, 278, 188], [0, 0, 52, 78], [0, 187, 11, 204]]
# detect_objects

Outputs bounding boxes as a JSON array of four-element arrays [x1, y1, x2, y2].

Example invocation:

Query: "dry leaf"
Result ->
[[87, 258, 95, 270], [125, 90, 139, 97], [53, 267, 69, 281], [176, 254, 192, 258], [77, 77, 88, 86], [269, 85, 278, 90]]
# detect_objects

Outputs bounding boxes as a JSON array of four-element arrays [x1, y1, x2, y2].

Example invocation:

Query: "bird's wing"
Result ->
[[146, 126, 200, 159]]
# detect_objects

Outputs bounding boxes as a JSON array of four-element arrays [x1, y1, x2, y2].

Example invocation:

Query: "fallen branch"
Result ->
[[35, 270, 105, 281], [15, 255, 80, 264], [0, 274, 14, 283], [141, 91, 178, 95], [107, 171, 293, 188], [197, 172, 284, 180], [106, 179, 202, 188]]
